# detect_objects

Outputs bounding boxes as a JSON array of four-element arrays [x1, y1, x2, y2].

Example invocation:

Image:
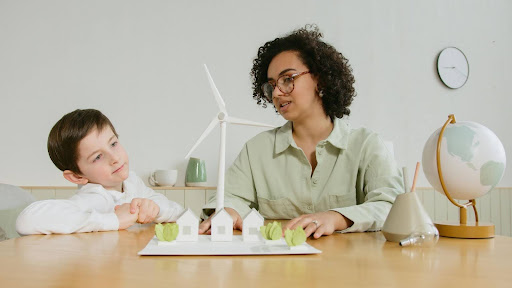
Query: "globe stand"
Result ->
[[434, 206, 494, 239], [434, 115, 494, 239]]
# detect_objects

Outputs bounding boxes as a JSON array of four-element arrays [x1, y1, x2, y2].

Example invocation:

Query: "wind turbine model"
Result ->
[[185, 64, 276, 213]]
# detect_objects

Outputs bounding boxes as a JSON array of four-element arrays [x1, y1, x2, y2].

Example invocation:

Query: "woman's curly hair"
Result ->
[[250, 24, 356, 119]]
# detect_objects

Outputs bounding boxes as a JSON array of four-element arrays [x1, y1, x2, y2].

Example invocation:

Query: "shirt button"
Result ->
[[307, 205, 312, 210], [312, 178, 318, 184], [318, 150, 323, 155]]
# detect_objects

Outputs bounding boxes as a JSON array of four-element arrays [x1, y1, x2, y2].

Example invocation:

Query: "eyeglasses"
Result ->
[[261, 71, 310, 101]]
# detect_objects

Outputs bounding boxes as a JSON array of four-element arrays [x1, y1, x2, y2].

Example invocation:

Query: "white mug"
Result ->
[[148, 169, 178, 186]]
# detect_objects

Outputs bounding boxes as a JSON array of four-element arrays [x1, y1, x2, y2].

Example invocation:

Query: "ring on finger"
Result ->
[[312, 220, 319, 227]]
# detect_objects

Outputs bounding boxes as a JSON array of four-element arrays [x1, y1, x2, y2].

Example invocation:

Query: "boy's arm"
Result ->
[[16, 186, 124, 235], [16, 199, 120, 235]]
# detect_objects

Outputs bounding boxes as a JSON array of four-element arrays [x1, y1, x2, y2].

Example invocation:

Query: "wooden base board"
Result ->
[[435, 221, 494, 239]]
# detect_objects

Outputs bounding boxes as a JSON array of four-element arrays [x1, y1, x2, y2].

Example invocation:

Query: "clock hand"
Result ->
[[443, 66, 467, 77], [453, 67, 468, 78]]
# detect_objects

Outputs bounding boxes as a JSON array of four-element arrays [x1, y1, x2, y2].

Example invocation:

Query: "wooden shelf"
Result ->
[[20, 186, 78, 190], [20, 186, 216, 190], [19, 186, 511, 190], [150, 186, 216, 190]]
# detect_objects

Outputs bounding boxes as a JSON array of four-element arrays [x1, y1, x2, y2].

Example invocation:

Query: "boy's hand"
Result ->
[[129, 198, 160, 224], [114, 203, 139, 230]]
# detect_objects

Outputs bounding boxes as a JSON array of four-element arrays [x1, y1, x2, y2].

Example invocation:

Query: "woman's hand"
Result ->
[[198, 207, 243, 234], [284, 211, 353, 239]]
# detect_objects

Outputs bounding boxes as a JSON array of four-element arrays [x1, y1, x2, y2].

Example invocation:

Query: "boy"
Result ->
[[16, 109, 183, 235]]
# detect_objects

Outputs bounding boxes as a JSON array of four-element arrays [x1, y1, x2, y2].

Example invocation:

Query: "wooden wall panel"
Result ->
[[24, 187, 512, 236]]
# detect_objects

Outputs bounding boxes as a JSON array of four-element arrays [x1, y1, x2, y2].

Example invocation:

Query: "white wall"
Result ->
[[1, 0, 511, 188]]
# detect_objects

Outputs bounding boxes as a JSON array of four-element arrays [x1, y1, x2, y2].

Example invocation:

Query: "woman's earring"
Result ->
[[319, 90, 324, 98]]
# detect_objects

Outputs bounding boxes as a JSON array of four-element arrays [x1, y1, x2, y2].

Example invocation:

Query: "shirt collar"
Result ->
[[274, 118, 350, 154], [275, 121, 294, 154], [325, 118, 350, 150]]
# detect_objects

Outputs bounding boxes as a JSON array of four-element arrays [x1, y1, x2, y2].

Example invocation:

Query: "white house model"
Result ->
[[176, 208, 199, 242], [242, 208, 264, 242], [211, 208, 233, 241]]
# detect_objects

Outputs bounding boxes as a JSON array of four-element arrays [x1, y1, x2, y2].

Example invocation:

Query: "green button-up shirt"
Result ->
[[203, 118, 404, 233]]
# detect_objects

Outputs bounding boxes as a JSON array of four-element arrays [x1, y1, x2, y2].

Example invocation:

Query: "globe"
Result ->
[[422, 116, 506, 201]]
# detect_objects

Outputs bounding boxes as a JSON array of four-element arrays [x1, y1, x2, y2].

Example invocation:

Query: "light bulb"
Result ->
[[399, 224, 439, 247]]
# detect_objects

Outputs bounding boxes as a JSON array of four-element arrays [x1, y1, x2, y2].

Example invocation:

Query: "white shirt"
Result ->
[[16, 172, 184, 235]]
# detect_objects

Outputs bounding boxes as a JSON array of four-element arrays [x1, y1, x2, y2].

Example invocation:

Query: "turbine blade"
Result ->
[[225, 116, 276, 128], [204, 64, 227, 114], [184, 117, 220, 159]]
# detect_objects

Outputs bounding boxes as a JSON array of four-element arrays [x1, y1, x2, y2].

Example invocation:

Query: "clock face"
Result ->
[[437, 47, 469, 89]]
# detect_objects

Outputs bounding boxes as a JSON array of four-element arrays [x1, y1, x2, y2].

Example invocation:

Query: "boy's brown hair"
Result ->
[[47, 109, 118, 174]]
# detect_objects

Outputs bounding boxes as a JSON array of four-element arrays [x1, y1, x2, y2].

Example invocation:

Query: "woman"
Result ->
[[199, 25, 403, 238]]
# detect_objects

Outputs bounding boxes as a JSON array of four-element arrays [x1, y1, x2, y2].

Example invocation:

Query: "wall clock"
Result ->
[[437, 47, 469, 89]]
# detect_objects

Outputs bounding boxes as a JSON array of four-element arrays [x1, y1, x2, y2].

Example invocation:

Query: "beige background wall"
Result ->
[[1, 0, 510, 189]]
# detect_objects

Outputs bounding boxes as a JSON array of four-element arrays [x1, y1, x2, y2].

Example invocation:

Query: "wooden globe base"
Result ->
[[435, 221, 494, 239]]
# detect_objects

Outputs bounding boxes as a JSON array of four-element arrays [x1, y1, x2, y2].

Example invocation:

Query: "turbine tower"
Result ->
[[185, 64, 275, 212]]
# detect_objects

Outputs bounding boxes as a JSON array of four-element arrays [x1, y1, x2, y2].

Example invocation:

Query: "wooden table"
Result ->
[[1, 224, 511, 287]]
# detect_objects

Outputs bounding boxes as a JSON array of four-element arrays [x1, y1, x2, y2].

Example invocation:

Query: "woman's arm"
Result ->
[[284, 134, 403, 236], [202, 143, 258, 220], [331, 134, 403, 233]]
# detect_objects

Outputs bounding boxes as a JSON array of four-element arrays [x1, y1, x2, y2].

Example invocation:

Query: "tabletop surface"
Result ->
[[1, 224, 511, 288]]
